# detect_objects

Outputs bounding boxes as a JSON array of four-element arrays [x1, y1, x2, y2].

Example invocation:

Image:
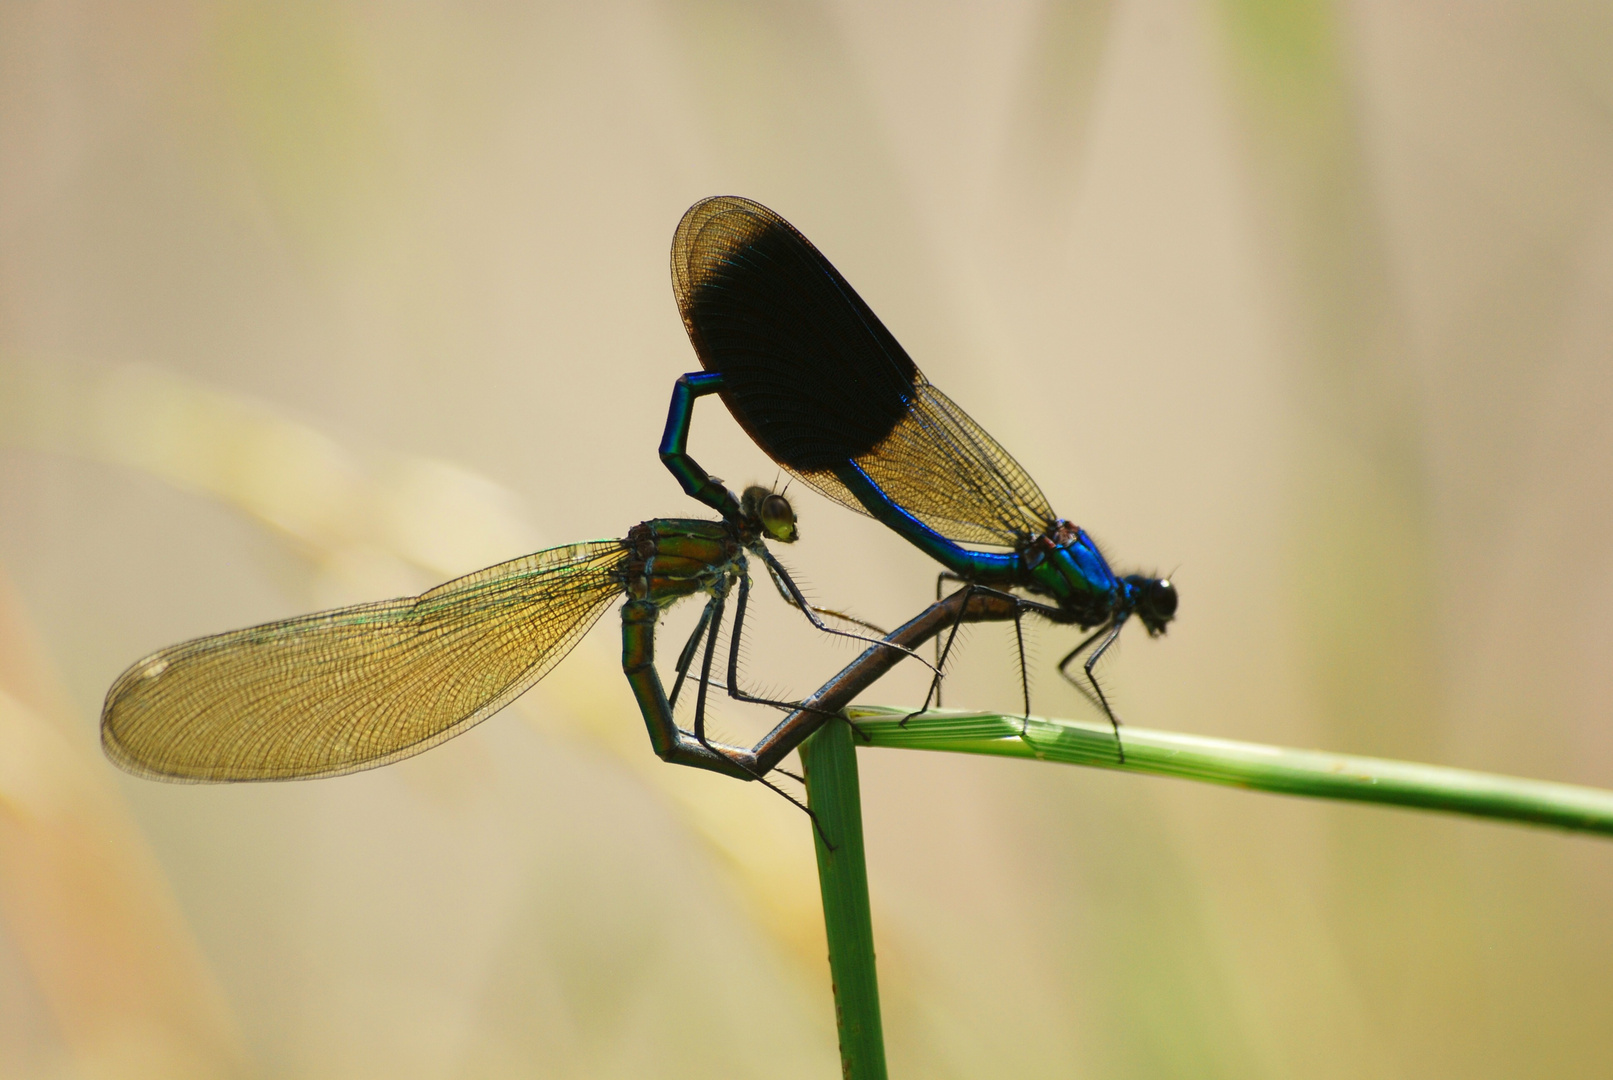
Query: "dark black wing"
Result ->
[[102, 542, 624, 781], [672, 196, 1054, 547]]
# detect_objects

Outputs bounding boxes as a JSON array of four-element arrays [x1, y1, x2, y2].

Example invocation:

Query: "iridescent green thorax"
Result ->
[[619, 491, 795, 609], [620, 518, 744, 608]]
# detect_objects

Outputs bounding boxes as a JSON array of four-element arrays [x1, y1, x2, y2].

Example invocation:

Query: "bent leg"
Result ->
[[620, 599, 757, 780]]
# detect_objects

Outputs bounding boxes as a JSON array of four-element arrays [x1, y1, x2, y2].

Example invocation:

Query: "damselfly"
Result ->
[[659, 196, 1177, 757]]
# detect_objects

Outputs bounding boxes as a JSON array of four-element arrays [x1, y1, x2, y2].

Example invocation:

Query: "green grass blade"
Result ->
[[847, 707, 1613, 837], [801, 718, 888, 1080]]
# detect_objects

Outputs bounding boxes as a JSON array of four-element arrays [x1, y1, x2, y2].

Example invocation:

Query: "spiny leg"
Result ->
[[1081, 620, 1130, 763], [747, 763, 832, 847], [902, 583, 1034, 727], [804, 606, 886, 636], [1013, 606, 1031, 734], [667, 598, 718, 710], [759, 547, 937, 676], [738, 585, 1030, 775], [765, 558, 888, 636], [723, 570, 841, 720], [933, 572, 968, 705], [1057, 625, 1111, 714], [691, 591, 727, 754], [721, 571, 851, 797], [901, 583, 974, 726], [686, 583, 833, 842]]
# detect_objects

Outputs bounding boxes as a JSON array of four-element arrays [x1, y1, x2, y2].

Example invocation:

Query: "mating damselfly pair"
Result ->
[[102, 197, 1176, 796]]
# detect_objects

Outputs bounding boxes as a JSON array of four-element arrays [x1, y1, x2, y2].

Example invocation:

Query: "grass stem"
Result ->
[[847, 706, 1613, 837], [801, 718, 887, 1080]]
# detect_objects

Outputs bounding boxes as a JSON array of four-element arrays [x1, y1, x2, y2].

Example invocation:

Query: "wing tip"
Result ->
[[672, 195, 787, 301]]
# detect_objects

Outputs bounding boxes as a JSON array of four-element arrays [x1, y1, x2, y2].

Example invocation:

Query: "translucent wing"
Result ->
[[673, 196, 1054, 547], [854, 377, 1055, 547], [102, 541, 624, 782], [673, 195, 920, 469]]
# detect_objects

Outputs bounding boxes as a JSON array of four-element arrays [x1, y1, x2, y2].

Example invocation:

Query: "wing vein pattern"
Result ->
[[673, 196, 1055, 549], [102, 541, 624, 781]]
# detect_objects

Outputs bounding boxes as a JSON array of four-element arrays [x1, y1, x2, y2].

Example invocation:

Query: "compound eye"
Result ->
[[1151, 579, 1178, 620], [1126, 575, 1177, 633], [759, 493, 798, 542]]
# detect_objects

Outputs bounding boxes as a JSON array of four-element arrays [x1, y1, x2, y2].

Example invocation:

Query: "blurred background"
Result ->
[[4, 1, 1613, 1077]]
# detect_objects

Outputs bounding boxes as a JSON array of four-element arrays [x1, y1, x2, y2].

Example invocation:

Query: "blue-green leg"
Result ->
[[620, 599, 755, 780]]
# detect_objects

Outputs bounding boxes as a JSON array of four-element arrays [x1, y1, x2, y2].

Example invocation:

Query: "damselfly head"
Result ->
[[741, 485, 799, 543], [1125, 574, 1178, 636]]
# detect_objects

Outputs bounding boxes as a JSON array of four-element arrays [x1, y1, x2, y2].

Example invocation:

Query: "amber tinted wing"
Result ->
[[853, 377, 1055, 547], [673, 195, 919, 467], [673, 196, 1054, 547], [102, 541, 623, 782]]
